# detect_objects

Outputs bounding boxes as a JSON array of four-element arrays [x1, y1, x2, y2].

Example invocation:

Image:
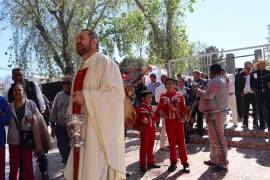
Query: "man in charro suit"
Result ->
[[239, 61, 258, 128], [250, 59, 270, 130]]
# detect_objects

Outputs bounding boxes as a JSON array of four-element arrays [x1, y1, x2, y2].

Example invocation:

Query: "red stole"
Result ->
[[72, 68, 88, 114], [71, 67, 88, 180]]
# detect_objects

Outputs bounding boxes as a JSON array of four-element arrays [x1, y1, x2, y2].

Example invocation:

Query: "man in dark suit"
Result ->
[[265, 69, 270, 132], [250, 59, 270, 130], [239, 61, 258, 128], [235, 68, 243, 121]]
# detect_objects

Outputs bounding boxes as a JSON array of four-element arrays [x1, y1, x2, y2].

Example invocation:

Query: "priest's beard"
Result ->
[[76, 43, 92, 56]]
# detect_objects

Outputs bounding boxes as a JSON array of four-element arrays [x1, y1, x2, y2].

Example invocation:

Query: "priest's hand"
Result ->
[[73, 91, 85, 106]]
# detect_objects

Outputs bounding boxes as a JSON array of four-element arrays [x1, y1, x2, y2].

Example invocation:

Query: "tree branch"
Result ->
[[134, 0, 166, 60], [34, 18, 65, 72], [90, 4, 108, 30], [166, 0, 174, 60]]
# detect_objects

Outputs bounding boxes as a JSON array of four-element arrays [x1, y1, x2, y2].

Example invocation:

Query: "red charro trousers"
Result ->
[[165, 119, 188, 164], [140, 126, 155, 167]]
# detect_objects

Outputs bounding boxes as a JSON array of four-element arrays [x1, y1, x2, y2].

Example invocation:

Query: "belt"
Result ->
[[204, 109, 227, 116], [244, 92, 254, 95], [229, 93, 234, 96]]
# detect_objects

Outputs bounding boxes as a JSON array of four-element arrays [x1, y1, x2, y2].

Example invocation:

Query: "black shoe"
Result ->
[[183, 163, 190, 173], [140, 166, 146, 173], [167, 162, 177, 172], [204, 160, 216, 166], [148, 164, 161, 169], [213, 165, 228, 172]]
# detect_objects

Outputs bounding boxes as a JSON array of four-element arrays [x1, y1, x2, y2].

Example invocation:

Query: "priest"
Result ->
[[64, 29, 125, 180]]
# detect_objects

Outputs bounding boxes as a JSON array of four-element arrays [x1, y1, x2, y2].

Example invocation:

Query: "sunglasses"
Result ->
[[63, 81, 72, 85]]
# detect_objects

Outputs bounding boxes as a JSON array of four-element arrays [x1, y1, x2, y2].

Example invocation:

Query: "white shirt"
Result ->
[[227, 74, 235, 94], [155, 84, 166, 103], [243, 74, 254, 94]]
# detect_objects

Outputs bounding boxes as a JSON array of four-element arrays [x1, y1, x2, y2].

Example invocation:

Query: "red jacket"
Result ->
[[136, 102, 156, 130], [157, 91, 188, 122]]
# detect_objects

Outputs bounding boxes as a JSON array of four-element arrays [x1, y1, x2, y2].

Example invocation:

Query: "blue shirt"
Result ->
[[0, 96, 11, 147], [147, 82, 161, 96]]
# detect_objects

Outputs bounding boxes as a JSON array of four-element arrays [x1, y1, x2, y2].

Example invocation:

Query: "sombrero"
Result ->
[[253, 58, 268, 68]]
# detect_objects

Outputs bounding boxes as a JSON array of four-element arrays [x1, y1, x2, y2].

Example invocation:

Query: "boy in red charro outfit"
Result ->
[[136, 90, 160, 172], [157, 78, 190, 173]]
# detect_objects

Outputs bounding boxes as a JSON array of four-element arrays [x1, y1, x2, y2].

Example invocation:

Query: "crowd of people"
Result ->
[[124, 59, 270, 174], [0, 28, 270, 180]]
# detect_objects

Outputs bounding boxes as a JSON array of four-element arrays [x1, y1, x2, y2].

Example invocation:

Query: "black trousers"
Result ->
[[242, 93, 258, 125], [265, 92, 270, 130], [256, 92, 267, 128], [55, 125, 71, 165], [191, 105, 204, 134], [235, 92, 243, 119]]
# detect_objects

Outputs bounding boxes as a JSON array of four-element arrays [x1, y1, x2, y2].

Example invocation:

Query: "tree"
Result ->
[[119, 57, 145, 84], [267, 24, 270, 44], [266, 24, 270, 60], [133, 0, 196, 68], [0, 0, 122, 76], [1, 0, 197, 78], [198, 46, 224, 75], [119, 57, 145, 73]]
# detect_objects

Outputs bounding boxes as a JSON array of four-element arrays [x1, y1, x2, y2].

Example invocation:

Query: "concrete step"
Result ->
[[155, 125, 270, 138], [190, 135, 270, 150], [224, 129, 270, 138], [126, 130, 270, 150]]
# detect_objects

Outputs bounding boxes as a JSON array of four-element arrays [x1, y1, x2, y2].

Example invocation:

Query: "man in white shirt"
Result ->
[[155, 75, 168, 150], [155, 75, 168, 103], [223, 71, 238, 127]]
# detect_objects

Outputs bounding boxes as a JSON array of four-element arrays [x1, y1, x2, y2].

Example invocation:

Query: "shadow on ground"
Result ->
[[236, 145, 270, 167], [197, 166, 227, 180]]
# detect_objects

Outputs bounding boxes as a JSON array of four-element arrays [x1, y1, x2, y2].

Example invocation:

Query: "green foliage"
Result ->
[[1, 0, 123, 76], [133, 0, 195, 67], [119, 57, 145, 73], [267, 24, 270, 44], [201, 46, 225, 66], [1, 0, 197, 78]]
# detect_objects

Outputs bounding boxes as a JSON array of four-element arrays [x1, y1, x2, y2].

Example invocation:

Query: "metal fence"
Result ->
[[168, 44, 270, 78]]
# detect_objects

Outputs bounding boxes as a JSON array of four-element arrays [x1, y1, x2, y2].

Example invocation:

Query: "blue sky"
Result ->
[[0, 0, 270, 76], [186, 0, 270, 67]]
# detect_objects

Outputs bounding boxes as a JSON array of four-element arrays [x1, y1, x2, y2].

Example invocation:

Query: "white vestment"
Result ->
[[64, 52, 126, 180]]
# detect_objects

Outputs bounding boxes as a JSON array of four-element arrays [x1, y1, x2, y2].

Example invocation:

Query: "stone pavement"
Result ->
[[3, 138, 270, 180], [4, 138, 65, 180], [125, 137, 270, 180], [4, 130, 270, 180]]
